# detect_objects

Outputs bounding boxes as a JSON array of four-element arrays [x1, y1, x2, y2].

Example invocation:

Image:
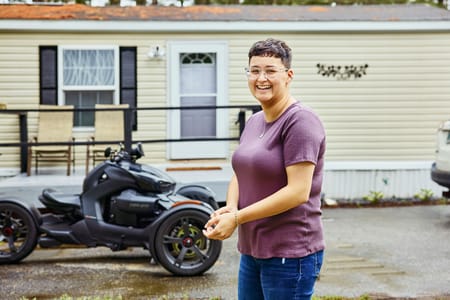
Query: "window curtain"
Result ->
[[63, 49, 115, 86]]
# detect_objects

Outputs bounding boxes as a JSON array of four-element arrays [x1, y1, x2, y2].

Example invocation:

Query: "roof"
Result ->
[[0, 4, 449, 32], [0, 3, 449, 21]]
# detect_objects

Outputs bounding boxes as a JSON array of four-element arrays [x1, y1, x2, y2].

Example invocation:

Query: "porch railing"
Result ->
[[0, 105, 261, 173]]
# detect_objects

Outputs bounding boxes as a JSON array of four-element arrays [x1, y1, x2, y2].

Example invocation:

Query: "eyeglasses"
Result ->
[[245, 67, 288, 80]]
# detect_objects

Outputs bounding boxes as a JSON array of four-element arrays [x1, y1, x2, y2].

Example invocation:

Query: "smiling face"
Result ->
[[247, 55, 294, 108]]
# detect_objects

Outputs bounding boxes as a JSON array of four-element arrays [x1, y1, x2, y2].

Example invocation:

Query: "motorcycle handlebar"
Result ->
[[106, 143, 145, 164]]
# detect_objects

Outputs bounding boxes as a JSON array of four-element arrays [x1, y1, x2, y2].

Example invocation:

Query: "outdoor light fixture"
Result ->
[[317, 63, 369, 80], [147, 45, 165, 60]]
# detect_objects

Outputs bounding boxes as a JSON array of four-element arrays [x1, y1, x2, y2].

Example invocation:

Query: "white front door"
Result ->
[[167, 41, 228, 159]]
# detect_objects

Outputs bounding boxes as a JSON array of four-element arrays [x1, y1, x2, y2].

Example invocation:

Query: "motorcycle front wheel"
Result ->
[[154, 209, 222, 276], [0, 202, 38, 264]]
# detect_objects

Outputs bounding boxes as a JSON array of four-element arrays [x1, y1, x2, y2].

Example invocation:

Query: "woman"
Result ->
[[203, 38, 326, 300]]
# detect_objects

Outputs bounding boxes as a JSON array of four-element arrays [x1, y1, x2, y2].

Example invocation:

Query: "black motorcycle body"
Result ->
[[0, 144, 222, 276]]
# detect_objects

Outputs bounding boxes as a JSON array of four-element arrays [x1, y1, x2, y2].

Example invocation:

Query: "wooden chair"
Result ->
[[27, 105, 75, 176], [85, 104, 128, 175]]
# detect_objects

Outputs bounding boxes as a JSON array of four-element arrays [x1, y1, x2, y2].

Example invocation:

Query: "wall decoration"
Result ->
[[317, 63, 369, 80]]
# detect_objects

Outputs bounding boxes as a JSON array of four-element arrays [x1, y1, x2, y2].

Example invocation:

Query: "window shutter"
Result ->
[[120, 47, 137, 131], [39, 46, 58, 105]]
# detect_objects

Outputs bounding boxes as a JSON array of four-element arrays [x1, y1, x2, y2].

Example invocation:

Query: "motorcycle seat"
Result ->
[[39, 188, 81, 213]]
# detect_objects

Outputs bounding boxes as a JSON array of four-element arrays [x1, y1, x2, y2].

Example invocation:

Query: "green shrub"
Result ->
[[414, 188, 434, 201], [362, 190, 384, 203]]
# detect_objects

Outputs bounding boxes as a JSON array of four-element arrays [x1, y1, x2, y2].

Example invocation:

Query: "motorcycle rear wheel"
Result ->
[[154, 209, 222, 276], [0, 202, 38, 264]]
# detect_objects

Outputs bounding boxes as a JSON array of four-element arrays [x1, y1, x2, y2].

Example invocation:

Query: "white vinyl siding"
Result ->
[[289, 33, 450, 162]]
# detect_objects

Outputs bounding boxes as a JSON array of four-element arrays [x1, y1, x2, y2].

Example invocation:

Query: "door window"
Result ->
[[180, 52, 216, 138]]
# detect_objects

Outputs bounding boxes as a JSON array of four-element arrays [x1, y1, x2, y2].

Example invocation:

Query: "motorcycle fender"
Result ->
[[0, 197, 42, 226], [176, 184, 216, 199], [175, 184, 219, 209], [146, 203, 213, 264]]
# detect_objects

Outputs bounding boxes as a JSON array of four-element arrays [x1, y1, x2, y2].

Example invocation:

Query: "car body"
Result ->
[[431, 120, 450, 196]]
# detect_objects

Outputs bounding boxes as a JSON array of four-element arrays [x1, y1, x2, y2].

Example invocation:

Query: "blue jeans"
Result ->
[[238, 250, 324, 300]]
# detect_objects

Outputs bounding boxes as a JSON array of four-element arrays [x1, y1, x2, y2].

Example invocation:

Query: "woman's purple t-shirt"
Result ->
[[232, 101, 326, 259]]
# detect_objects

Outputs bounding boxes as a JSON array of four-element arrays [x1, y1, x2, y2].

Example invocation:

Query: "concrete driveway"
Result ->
[[1, 169, 450, 299], [0, 205, 449, 299]]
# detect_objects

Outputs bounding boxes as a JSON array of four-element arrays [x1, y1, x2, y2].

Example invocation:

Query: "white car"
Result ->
[[431, 120, 450, 197], [158, 0, 193, 6]]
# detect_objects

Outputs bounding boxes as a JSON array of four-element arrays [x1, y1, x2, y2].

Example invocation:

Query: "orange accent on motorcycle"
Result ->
[[171, 200, 202, 207]]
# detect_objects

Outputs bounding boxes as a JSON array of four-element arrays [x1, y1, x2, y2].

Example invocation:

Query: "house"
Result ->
[[1, 4, 450, 199]]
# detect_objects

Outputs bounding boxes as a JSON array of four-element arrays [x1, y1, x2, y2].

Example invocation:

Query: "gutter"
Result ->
[[1, 20, 450, 32]]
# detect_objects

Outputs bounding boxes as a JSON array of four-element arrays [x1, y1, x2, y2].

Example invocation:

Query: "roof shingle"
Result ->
[[0, 3, 449, 22]]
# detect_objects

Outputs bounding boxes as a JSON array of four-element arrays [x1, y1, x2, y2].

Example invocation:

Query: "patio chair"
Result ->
[[27, 105, 75, 176], [85, 104, 128, 175]]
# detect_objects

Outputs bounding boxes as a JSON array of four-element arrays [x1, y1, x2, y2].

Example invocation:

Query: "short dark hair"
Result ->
[[248, 38, 292, 69]]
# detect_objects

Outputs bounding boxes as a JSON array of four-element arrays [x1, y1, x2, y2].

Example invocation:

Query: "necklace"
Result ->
[[258, 97, 295, 138], [259, 122, 267, 138], [259, 126, 265, 138]]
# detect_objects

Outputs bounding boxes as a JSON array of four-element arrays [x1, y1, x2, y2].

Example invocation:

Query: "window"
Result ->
[[60, 47, 119, 127], [39, 46, 137, 129]]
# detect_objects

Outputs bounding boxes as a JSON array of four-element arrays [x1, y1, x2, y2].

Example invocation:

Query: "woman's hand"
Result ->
[[203, 207, 238, 240], [203, 175, 240, 241]]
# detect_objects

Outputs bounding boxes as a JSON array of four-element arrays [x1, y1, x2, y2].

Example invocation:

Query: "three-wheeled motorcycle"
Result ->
[[0, 143, 222, 276]]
